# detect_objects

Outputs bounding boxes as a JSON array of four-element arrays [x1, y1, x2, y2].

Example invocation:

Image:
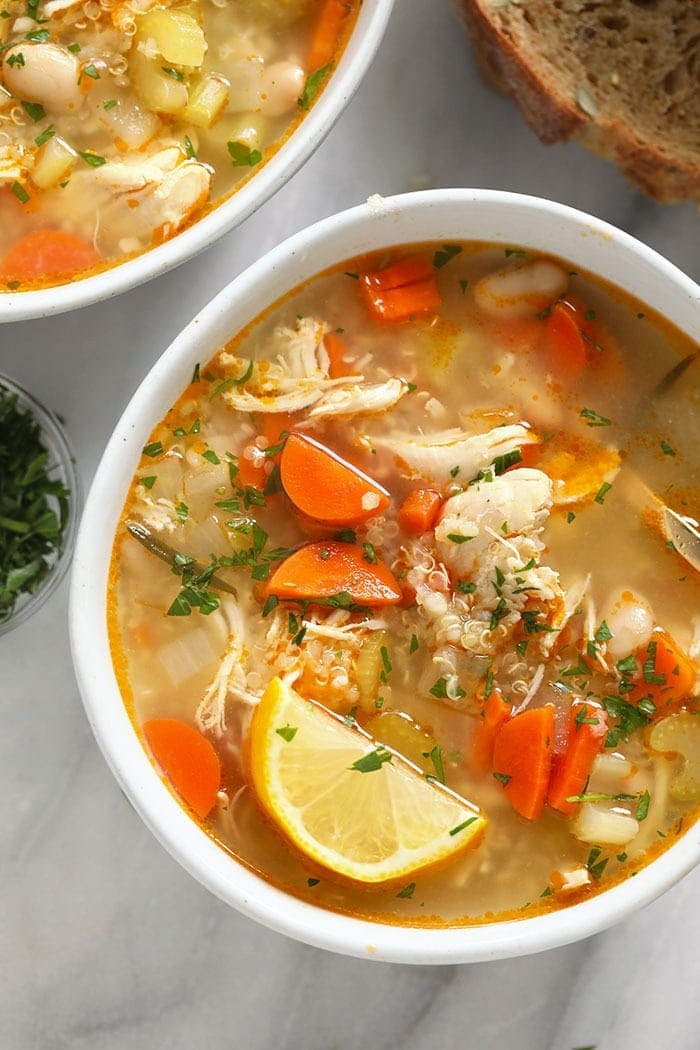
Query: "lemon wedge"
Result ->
[[249, 677, 487, 885]]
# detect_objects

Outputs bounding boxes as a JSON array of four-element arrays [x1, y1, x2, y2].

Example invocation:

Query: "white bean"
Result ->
[[474, 259, 568, 319], [2, 43, 82, 115], [259, 61, 305, 117], [604, 591, 654, 659]]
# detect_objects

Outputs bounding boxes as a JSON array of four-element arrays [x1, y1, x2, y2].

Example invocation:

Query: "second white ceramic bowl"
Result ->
[[0, 0, 394, 324], [70, 189, 700, 964]]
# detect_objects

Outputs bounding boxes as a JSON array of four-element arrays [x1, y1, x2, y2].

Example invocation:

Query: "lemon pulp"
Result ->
[[249, 677, 487, 885]]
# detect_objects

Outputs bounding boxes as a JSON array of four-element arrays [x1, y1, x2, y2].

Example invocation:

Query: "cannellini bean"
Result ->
[[474, 259, 568, 319], [259, 61, 305, 117], [227, 57, 304, 116], [2, 43, 82, 115], [603, 592, 654, 659]]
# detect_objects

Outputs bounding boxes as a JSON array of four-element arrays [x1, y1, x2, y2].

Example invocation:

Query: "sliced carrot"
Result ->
[[260, 412, 295, 448], [265, 541, 402, 607], [280, 432, 389, 525], [492, 706, 555, 820], [628, 628, 697, 712], [359, 254, 441, 324], [323, 332, 358, 379], [144, 719, 221, 819], [397, 488, 443, 535], [307, 0, 351, 71], [547, 701, 608, 816], [471, 690, 511, 772], [0, 229, 100, 283], [363, 255, 434, 291], [544, 301, 587, 378], [237, 442, 269, 491]]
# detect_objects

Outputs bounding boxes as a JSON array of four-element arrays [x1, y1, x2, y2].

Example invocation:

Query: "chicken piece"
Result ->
[[370, 423, 538, 489], [221, 317, 366, 414], [70, 146, 212, 244], [436, 467, 553, 574], [306, 378, 410, 421], [436, 468, 561, 624]]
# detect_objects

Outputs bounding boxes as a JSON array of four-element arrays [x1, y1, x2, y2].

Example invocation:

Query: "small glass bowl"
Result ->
[[0, 373, 81, 636]]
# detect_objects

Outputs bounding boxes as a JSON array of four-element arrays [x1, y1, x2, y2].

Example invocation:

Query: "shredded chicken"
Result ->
[[370, 423, 538, 488]]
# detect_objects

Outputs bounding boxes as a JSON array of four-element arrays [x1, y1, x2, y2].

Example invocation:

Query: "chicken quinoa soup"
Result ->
[[108, 243, 700, 925], [0, 0, 358, 290]]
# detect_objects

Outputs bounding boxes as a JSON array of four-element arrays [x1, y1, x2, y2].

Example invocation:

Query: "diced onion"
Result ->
[[572, 803, 639, 846]]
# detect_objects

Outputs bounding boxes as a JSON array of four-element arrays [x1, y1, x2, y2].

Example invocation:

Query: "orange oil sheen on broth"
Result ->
[[0, 0, 359, 291], [108, 241, 700, 925]]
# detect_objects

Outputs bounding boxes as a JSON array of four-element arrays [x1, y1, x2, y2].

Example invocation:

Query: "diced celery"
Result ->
[[182, 73, 229, 128], [32, 135, 78, 189], [137, 9, 207, 67], [353, 631, 387, 712]]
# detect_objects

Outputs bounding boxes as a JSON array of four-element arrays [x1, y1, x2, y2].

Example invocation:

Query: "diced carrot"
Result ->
[[547, 701, 608, 816], [628, 628, 697, 712], [323, 332, 357, 379], [280, 432, 389, 525], [260, 412, 295, 448], [359, 254, 441, 324], [363, 255, 434, 291], [307, 0, 351, 71], [237, 442, 269, 491], [397, 488, 443, 535], [544, 301, 587, 378], [492, 706, 555, 820], [144, 719, 221, 819], [471, 690, 511, 772], [265, 541, 402, 607], [0, 229, 100, 283]]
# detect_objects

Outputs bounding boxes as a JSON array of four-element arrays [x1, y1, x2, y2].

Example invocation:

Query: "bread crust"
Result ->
[[456, 0, 700, 203]]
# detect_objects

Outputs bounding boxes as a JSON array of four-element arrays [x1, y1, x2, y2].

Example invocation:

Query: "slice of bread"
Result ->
[[457, 0, 700, 203]]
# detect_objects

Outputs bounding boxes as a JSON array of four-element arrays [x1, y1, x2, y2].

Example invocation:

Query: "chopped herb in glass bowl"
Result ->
[[0, 374, 79, 634]]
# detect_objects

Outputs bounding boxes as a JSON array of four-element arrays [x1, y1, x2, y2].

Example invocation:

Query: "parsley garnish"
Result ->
[[227, 141, 263, 167], [429, 676, 466, 700], [275, 725, 297, 742], [449, 817, 478, 836], [433, 244, 462, 268], [298, 61, 333, 109], [493, 771, 512, 786], [350, 747, 393, 773], [396, 882, 416, 899], [0, 386, 71, 624], [580, 408, 612, 428]]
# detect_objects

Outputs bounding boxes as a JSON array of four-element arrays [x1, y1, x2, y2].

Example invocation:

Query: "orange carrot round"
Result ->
[[544, 301, 587, 377], [547, 701, 607, 816], [144, 719, 221, 819], [0, 229, 100, 283], [397, 488, 443, 535], [265, 541, 402, 607], [471, 690, 511, 772], [492, 706, 555, 820], [308, 0, 352, 71], [359, 254, 442, 324], [280, 432, 389, 525]]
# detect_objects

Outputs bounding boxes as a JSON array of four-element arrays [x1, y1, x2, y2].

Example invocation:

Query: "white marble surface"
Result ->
[[2, 2, 699, 1047]]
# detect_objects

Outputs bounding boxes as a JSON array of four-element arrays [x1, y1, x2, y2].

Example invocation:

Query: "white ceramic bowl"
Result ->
[[0, 0, 393, 324], [70, 189, 700, 964]]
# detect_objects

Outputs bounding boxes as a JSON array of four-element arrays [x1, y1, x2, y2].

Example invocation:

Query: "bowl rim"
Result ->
[[0, 0, 395, 325], [0, 372, 81, 636], [70, 188, 700, 964]]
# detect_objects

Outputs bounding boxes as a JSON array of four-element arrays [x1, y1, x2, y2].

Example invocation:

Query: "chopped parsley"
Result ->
[[227, 141, 263, 167], [660, 440, 676, 457], [636, 789, 651, 821], [350, 747, 393, 774], [493, 771, 512, 786], [396, 882, 416, 899], [449, 816, 478, 836], [433, 244, 462, 269], [275, 725, 297, 742], [594, 481, 612, 504], [0, 386, 71, 624], [142, 440, 163, 458], [580, 407, 612, 428], [409, 633, 419, 654], [429, 676, 466, 700], [21, 100, 46, 122], [298, 61, 333, 109]]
